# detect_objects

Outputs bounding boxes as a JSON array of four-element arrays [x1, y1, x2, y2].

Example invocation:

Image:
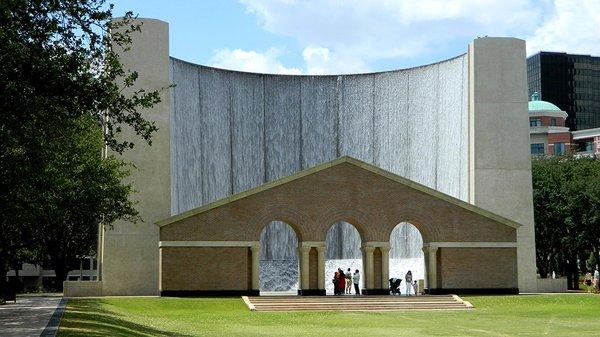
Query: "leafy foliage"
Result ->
[[0, 0, 165, 290], [31, 116, 139, 286], [532, 153, 600, 288]]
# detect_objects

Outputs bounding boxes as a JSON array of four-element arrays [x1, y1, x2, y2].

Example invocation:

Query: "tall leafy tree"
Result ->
[[532, 154, 600, 289], [31, 116, 139, 286], [531, 156, 566, 279], [1, 0, 165, 291]]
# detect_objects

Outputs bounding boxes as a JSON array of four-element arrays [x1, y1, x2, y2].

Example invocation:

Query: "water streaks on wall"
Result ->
[[170, 55, 468, 261]]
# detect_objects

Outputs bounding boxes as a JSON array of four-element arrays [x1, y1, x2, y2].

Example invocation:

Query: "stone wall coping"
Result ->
[[159, 241, 259, 248], [423, 242, 517, 248], [299, 241, 326, 247], [362, 242, 391, 248]]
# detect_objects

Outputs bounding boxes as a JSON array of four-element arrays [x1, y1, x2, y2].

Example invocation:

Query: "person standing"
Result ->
[[413, 280, 419, 295], [353, 270, 361, 295], [405, 270, 413, 296], [345, 268, 352, 294], [584, 272, 593, 293], [338, 269, 346, 295], [333, 271, 339, 295]]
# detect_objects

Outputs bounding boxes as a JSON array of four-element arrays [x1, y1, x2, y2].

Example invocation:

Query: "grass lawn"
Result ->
[[58, 294, 600, 337]]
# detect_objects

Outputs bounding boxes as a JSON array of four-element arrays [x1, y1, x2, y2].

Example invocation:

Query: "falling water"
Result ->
[[169, 54, 467, 292], [259, 222, 299, 292], [258, 221, 424, 292]]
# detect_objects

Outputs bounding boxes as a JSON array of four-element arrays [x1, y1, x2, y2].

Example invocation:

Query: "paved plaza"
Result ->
[[0, 295, 64, 337]]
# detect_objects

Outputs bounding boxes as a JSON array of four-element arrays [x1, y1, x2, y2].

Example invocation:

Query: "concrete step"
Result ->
[[243, 294, 473, 312], [251, 296, 455, 303], [249, 296, 456, 302], [255, 307, 468, 312], [253, 304, 466, 309], [249, 301, 459, 306]]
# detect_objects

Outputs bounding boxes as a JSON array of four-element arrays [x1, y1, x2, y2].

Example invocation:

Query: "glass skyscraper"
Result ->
[[527, 52, 600, 131]]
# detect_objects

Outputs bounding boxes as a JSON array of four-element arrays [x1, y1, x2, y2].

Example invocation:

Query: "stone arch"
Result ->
[[248, 205, 311, 242], [388, 221, 427, 295], [384, 209, 441, 243], [315, 209, 373, 242], [388, 222, 426, 295], [258, 220, 300, 293]]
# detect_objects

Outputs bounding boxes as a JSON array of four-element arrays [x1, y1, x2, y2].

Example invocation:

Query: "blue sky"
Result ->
[[112, 0, 600, 75]]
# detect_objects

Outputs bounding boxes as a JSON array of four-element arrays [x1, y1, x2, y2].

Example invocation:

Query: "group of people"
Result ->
[[331, 268, 420, 296], [332, 268, 360, 295], [389, 270, 419, 296], [583, 266, 600, 293]]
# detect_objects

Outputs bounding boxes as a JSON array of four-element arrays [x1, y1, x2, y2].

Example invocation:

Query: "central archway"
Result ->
[[325, 221, 363, 295], [389, 222, 425, 295], [259, 221, 299, 294]]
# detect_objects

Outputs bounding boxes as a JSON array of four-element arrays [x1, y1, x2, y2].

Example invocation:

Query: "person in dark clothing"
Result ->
[[338, 269, 346, 295], [333, 271, 339, 295]]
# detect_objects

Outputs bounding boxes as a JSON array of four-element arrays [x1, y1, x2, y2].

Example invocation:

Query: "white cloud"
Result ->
[[526, 0, 600, 55], [218, 0, 600, 74], [209, 47, 302, 74], [302, 46, 369, 75], [239, 0, 543, 73], [302, 46, 330, 75]]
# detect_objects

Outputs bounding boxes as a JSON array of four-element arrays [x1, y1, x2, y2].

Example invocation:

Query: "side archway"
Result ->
[[259, 221, 299, 294], [389, 222, 425, 295]]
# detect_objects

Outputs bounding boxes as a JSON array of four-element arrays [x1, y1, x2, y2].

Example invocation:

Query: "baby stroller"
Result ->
[[389, 278, 402, 295]]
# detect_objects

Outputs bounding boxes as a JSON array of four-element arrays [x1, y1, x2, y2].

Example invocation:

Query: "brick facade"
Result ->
[[160, 162, 516, 243], [537, 116, 565, 127], [439, 248, 517, 289], [158, 158, 520, 295], [161, 247, 248, 292]]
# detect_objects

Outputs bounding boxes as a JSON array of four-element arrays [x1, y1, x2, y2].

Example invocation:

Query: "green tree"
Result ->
[[531, 155, 566, 279], [0, 0, 165, 291], [31, 116, 138, 287], [532, 153, 600, 289]]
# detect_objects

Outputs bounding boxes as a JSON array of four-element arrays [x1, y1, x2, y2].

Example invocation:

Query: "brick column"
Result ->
[[380, 245, 391, 289], [363, 246, 375, 290], [424, 246, 438, 290], [316, 246, 326, 291], [298, 242, 325, 295], [250, 244, 260, 292], [300, 246, 311, 290]]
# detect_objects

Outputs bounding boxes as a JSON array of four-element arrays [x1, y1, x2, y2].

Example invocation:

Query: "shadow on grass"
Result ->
[[58, 299, 192, 337]]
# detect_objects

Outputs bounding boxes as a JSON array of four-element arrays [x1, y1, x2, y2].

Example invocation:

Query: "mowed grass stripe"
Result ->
[[57, 294, 600, 337]]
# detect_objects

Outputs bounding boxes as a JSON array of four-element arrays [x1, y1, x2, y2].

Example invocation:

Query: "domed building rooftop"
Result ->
[[528, 92, 562, 112]]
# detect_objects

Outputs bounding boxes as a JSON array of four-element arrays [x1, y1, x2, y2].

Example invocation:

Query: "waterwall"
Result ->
[[97, 18, 537, 296], [170, 55, 468, 260]]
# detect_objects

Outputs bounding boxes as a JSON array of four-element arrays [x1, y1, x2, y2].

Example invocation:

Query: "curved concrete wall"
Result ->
[[170, 55, 468, 217], [100, 18, 537, 295]]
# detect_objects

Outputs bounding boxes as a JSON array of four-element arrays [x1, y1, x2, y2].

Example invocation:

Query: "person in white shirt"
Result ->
[[405, 270, 413, 296], [345, 268, 352, 294], [353, 270, 361, 295]]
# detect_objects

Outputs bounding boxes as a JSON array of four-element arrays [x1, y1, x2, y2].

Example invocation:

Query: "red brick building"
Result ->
[[529, 92, 571, 155]]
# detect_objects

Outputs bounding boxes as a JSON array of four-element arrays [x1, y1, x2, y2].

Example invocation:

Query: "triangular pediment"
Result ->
[[157, 156, 521, 230]]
